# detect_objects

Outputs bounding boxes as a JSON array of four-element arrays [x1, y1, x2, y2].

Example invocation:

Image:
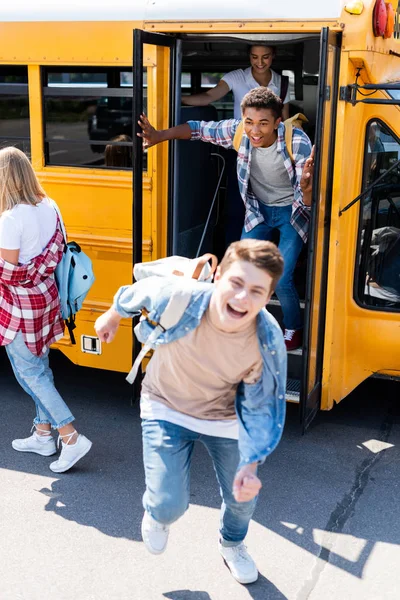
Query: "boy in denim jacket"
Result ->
[[95, 239, 287, 585]]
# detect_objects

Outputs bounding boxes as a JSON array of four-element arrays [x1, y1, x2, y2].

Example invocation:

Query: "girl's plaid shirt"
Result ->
[[0, 227, 65, 356]]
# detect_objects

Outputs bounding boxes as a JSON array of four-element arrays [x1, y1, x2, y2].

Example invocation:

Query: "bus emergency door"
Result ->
[[301, 28, 341, 430]]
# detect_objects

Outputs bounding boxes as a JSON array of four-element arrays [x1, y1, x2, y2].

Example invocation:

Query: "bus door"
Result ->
[[301, 28, 341, 431], [132, 30, 177, 395], [132, 29, 177, 266]]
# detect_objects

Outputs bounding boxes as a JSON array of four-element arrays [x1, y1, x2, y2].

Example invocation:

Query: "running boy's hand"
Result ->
[[233, 464, 262, 503], [137, 114, 163, 149], [94, 308, 122, 343], [300, 145, 315, 205]]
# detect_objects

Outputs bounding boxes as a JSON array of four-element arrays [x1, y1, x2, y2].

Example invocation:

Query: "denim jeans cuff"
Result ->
[[220, 537, 245, 548], [33, 417, 51, 426], [53, 416, 75, 429]]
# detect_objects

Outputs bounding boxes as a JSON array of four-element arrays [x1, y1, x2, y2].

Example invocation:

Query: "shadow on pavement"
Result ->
[[163, 573, 289, 600], [1, 346, 399, 578]]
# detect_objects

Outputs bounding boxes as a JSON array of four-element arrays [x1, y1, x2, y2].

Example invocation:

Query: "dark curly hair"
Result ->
[[240, 87, 283, 120]]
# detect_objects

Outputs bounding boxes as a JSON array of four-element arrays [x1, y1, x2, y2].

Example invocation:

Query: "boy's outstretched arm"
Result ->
[[138, 113, 239, 150], [95, 307, 122, 344], [94, 276, 170, 343], [137, 113, 192, 148]]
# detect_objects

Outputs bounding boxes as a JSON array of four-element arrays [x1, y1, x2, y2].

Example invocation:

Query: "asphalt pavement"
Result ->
[[0, 346, 399, 600]]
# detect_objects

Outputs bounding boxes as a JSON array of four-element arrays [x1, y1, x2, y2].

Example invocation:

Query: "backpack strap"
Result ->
[[233, 121, 244, 153], [191, 253, 218, 280], [49, 199, 67, 244], [283, 112, 309, 165], [126, 287, 192, 384], [280, 75, 289, 103]]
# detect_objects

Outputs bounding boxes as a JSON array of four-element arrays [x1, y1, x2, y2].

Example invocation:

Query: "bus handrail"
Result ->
[[339, 158, 400, 216]]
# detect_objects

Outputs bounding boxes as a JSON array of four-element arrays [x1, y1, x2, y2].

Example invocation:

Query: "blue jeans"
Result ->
[[142, 419, 258, 547], [241, 204, 304, 330], [6, 331, 74, 429]]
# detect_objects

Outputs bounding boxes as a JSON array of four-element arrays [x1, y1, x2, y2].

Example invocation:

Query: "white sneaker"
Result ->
[[141, 511, 169, 555], [219, 541, 258, 584], [12, 431, 56, 457], [49, 434, 92, 473]]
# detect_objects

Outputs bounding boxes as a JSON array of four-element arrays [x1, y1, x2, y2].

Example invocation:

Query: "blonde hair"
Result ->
[[0, 147, 46, 214]]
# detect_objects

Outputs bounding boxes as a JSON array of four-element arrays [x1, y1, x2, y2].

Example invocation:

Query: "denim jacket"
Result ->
[[113, 276, 287, 468]]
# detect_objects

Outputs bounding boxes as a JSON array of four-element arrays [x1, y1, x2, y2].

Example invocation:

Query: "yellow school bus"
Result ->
[[1, 0, 399, 428]]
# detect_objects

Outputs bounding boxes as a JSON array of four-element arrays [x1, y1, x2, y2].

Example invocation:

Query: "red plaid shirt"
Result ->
[[0, 227, 65, 356]]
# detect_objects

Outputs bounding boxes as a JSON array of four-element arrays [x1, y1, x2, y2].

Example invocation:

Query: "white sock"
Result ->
[[34, 431, 52, 443]]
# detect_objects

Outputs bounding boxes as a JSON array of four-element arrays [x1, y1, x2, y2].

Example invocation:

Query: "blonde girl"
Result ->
[[0, 147, 91, 473]]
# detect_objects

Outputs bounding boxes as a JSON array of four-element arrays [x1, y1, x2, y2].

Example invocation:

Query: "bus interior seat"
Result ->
[[173, 106, 220, 257]]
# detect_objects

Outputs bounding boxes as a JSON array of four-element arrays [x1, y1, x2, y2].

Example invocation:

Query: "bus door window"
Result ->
[[356, 120, 400, 310]]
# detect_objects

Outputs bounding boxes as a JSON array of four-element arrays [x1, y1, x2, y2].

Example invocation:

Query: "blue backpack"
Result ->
[[51, 200, 95, 344]]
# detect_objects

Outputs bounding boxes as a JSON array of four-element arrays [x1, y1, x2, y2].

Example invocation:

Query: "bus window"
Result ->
[[356, 120, 400, 310], [181, 72, 191, 93], [0, 66, 30, 156], [42, 67, 138, 170], [201, 72, 234, 120]]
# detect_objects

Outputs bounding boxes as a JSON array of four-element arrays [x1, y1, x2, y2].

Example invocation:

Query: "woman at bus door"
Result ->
[[182, 45, 290, 120], [182, 45, 291, 245], [0, 147, 92, 473], [138, 88, 314, 351]]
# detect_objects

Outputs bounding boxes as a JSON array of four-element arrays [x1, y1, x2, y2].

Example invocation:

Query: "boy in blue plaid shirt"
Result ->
[[138, 88, 314, 350]]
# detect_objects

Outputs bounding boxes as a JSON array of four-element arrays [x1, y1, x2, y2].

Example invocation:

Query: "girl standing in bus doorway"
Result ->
[[182, 45, 291, 244], [0, 147, 92, 473], [182, 45, 290, 120]]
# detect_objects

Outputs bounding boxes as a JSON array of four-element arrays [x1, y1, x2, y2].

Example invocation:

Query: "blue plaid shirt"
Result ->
[[188, 119, 312, 243]]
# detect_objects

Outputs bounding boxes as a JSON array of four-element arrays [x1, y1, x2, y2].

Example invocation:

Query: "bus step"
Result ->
[[286, 378, 300, 403], [269, 298, 305, 309]]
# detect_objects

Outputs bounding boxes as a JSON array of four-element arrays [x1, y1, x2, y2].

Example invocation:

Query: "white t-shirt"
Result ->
[[0, 198, 57, 264], [222, 67, 290, 119]]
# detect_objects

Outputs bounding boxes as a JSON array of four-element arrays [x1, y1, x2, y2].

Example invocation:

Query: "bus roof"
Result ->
[[1, 0, 345, 22]]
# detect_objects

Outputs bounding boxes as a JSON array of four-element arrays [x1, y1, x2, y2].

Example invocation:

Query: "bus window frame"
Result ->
[[353, 117, 400, 314]]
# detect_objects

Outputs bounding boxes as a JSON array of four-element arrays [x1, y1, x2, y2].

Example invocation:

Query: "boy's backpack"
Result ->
[[126, 253, 218, 384], [51, 200, 95, 345], [133, 252, 217, 282], [233, 112, 308, 164]]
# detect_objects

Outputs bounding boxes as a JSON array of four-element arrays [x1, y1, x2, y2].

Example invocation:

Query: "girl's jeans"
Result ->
[[241, 203, 304, 330], [6, 331, 74, 429], [142, 419, 258, 547]]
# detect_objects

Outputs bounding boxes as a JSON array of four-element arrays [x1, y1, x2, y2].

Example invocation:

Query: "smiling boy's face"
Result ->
[[242, 106, 281, 148], [210, 260, 274, 333]]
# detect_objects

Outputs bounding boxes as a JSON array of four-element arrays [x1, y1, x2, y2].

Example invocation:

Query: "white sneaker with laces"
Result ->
[[141, 511, 169, 555], [12, 430, 56, 457], [49, 433, 92, 473], [219, 541, 258, 584]]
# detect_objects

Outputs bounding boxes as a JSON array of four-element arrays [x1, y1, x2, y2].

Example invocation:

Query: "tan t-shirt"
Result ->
[[141, 309, 263, 421]]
